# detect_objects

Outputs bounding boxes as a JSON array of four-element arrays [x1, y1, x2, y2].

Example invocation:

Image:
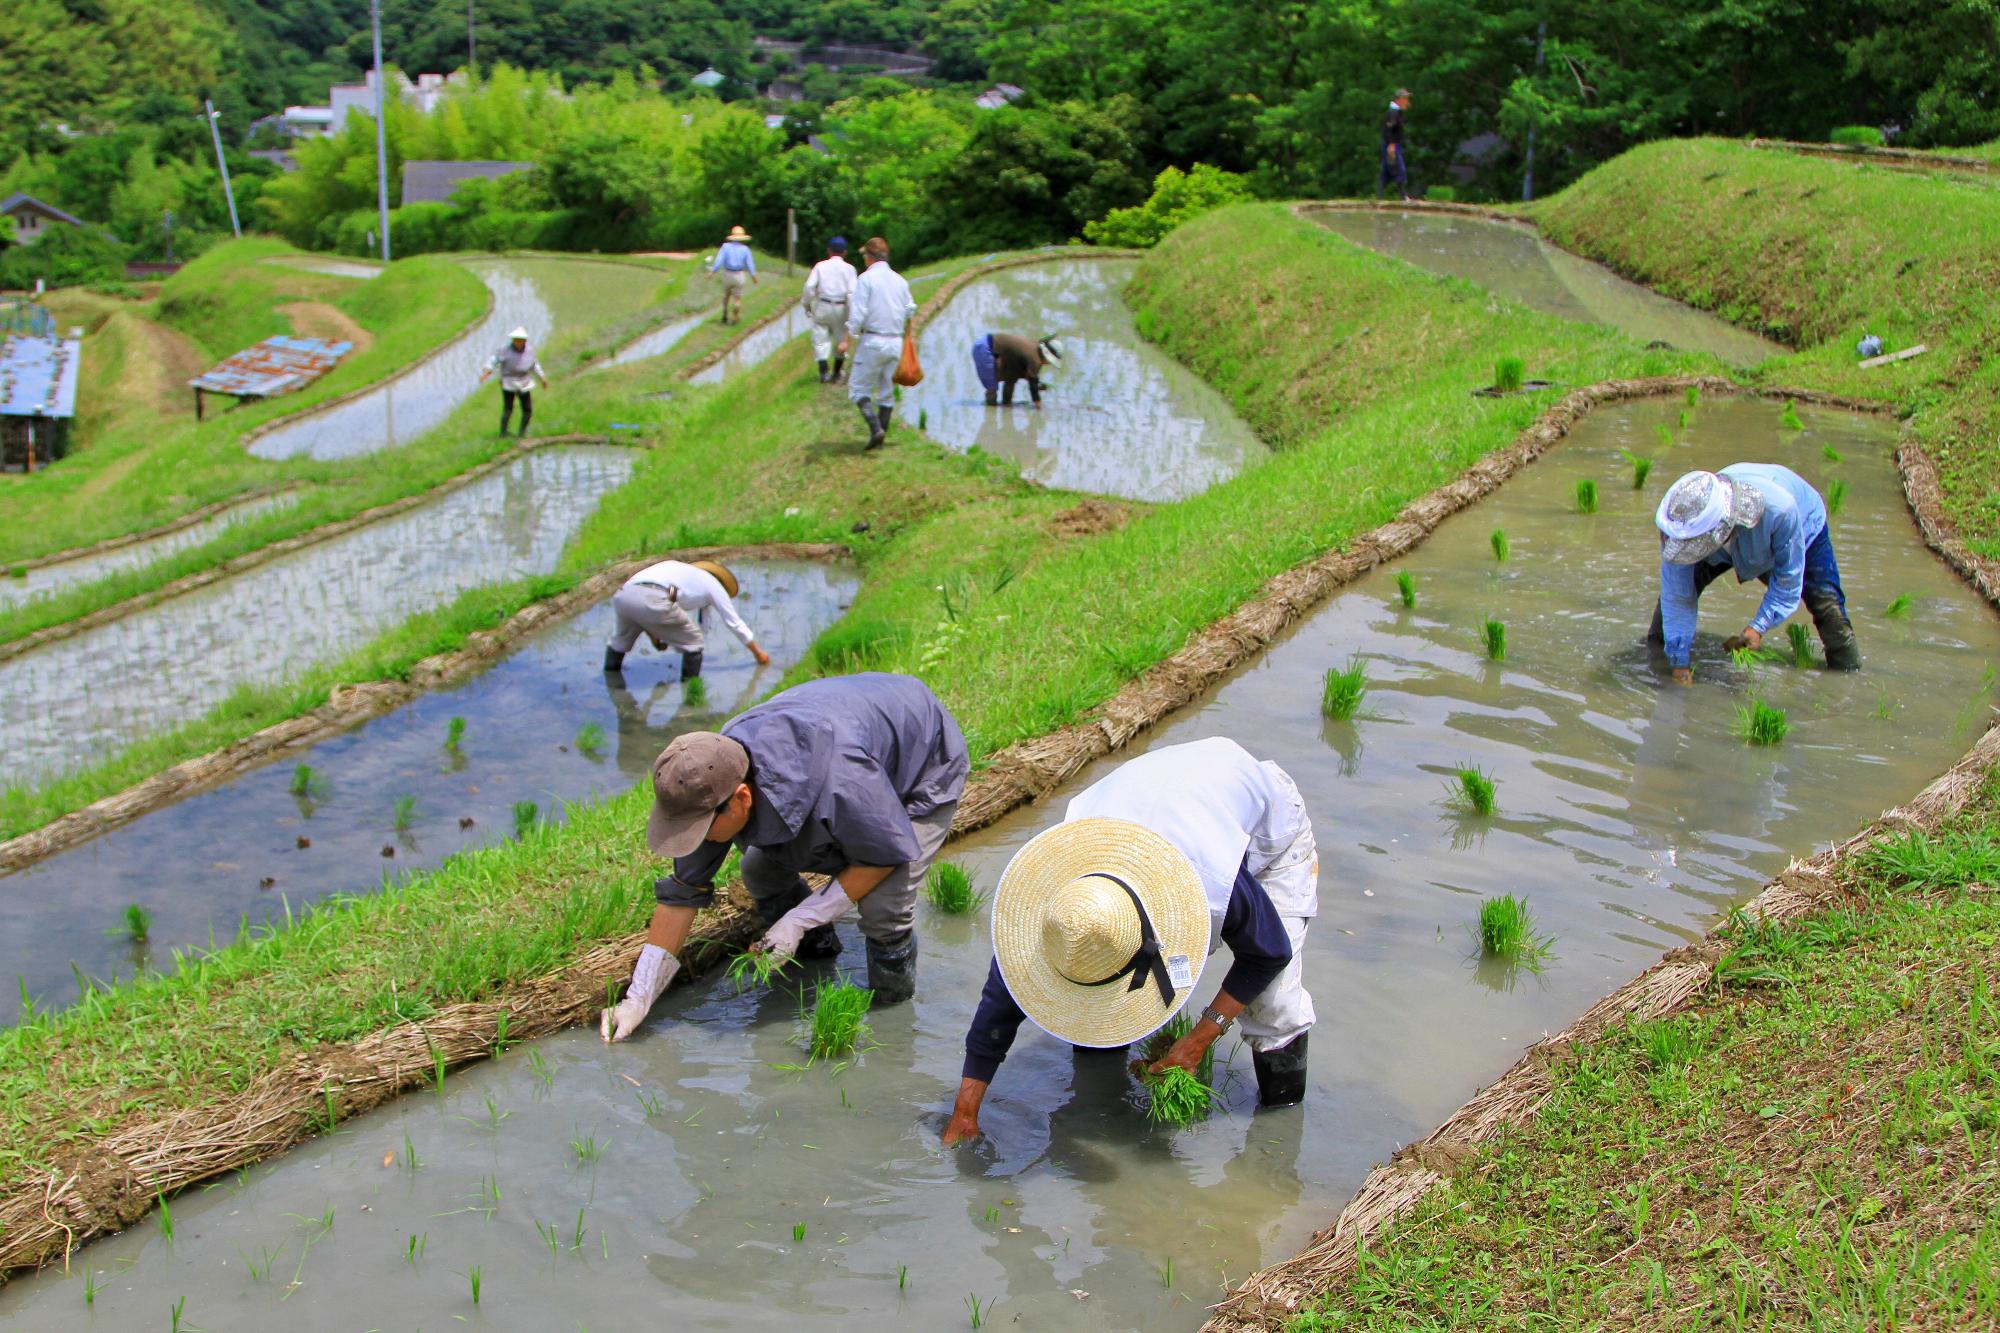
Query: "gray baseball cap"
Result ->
[[647, 733, 749, 856]]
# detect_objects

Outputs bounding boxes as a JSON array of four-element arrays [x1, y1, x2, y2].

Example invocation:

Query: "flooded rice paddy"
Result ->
[[0, 560, 856, 1023], [0, 446, 634, 789], [266, 256, 385, 280], [0, 492, 301, 607], [688, 308, 813, 386], [902, 259, 1268, 502], [604, 311, 706, 369], [8, 399, 1990, 1330], [1312, 210, 1787, 366]]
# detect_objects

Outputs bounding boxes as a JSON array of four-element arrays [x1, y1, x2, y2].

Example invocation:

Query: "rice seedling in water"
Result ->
[[1735, 699, 1789, 746], [392, 794, 418, 831], [792, 1222, 807, 1242], [805, 978, 875, 1058], [1685, 385, 1700, 408], [966, 1293, 988, 1328], [571, 1130, 608, 1165], [1480, 617, 1506, 661], [156, 1191, 174, 1241], [727, 948, 792, 990], [444, 716, 465, 751], [1573, 478, 1598, 514], [683, 675, 708, 707], [1320, 657, 1368, 721], [1142, 1066, 1214, 1128], [1449, 765, 1497, 816], [636, 1089, 663, 1116], [925, 861, 984, 913], [918, 408, 929, 431], [405, 1233, 427, 1265], [468, 1265, 482, 1305], [1476, 894, 1553, 971], [1489, 528, 1509, 562], [527, 1047, 553, 1087], [118, 902, 151, 943], [574, 721, 606, 756], [170, 1296, 189, 1332], [898, 1264, 909, 1291], [1493, 356, 1525, 392], [982, 1205, 1001, 1224], [289, 763, 326, 798], [1885, 593, 1913, 617], [1624, 450, 1652, 489], [1393, 569, 1417, 608], [1162, 1257, 1176, 1288], [512, 800, 538, 838], [401, 1130, 421, 1172], [83, 1268, 100, 1305], [535, 1219, 562, 1259], [1786, 622, 1815, 667], [1779, 400, 1804, 431], [1826, 478, 1848, 515], [1822, 444, 1842, 463], [1678, 408, 1692, 429], [1653, 423, 1672, 450]]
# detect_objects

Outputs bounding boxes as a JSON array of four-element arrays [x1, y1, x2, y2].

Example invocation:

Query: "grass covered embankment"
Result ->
[[0, 210, 1721, 1241], [1281, 770, 2000, 1332], [1531, 137, 2000, 556]]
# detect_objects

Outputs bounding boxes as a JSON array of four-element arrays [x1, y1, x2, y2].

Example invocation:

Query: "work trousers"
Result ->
[[808, 299, 848, 361], [739, 803, 957, 946], [606, 582, 703, 655], [500, 388, 532, 435], [1378, 143, 1409, 196], [1230, 770, 1319, 1054], [847, 333, 902, 408]]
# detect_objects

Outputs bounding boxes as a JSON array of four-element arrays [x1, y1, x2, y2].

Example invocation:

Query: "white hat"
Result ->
[[1038, 337, 1064, 366], [991, 818, 1210, 1048], [1656, 469, 1764, 565], [508, 327, 529, 341]]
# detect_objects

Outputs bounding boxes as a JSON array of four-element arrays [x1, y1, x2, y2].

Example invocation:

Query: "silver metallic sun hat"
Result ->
[[1655, 470, 1765, 565]]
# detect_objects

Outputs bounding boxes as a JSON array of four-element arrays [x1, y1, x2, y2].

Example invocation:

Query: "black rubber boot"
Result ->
[[1806, 590, 1862, 671], [817, 359, 829, 383], [679, 650, 704, 680], [756, 880, 842, 959], [984, 389, 997, 406], [830, 355, 844, 382], [1252, 1033, 1309, 1108], [874, 405, 893, 446], [602, 646, 626, 674], [517, 396, 532, 437], [499, 402, 513, 436], [859, 400, 884, 449], [865, 931, 918, 1005]]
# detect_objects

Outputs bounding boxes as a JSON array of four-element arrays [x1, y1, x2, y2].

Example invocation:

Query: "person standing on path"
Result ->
[[846, 236, 916, 450], [600, 673, 969, 1042], [1378, 88, 1413, 201], [602, 557, 771, 679], [712, 225, 759, 325], [477, 327, 549, 438], [972, 332, 1063, 407], [802, 236, 858, 383], [1650, 464, 1861, 682], [942, 737, 1319, 1144]]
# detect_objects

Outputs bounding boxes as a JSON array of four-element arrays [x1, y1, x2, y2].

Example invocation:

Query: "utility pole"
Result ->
[[468, 0, 476, 75], [372, 0, 392, 262], [204, 100, 242, 238], [1521, 20, 1547, 202]]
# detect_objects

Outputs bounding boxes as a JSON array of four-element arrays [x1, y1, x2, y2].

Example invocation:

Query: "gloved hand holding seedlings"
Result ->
[[753, 870, 887, 962]]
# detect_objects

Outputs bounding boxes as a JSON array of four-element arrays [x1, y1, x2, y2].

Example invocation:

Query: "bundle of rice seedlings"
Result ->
[[1141, 1066, 1213, 1128], [727, 948, 794, 991], [1476, 894, 1553, 971], [1320, 657, 1368, 720], [1448, 765, 1498, 815], [1685, 385, 1700, 408], [1490, 529, 1509, 562], [512, 800, 538, 837], [803, 977, 874, 1057], [1884, 593, 1913, 618], [1574, 478, 1598, 514], [1624, 450, 1652, 489], [925, 861, 985, 914], [1480, 617, 1506, 661], [1780, 400, 1805, 431], [1494, 356, 1525, 392], [1735, 699, 1789, 746], [1786, 622, 1815, 667], [1827, 478, 1848, 515], [1394, 570, 1417, 608], [683, 675, 708, 707], [574, 722, 606, 756]]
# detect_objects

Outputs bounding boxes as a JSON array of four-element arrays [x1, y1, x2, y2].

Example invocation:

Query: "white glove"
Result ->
[[600, 943, 680, 1043], [756, 883, 855, 963]]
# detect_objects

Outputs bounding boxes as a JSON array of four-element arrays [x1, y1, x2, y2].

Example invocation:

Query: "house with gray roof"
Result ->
[[400, 160, 533, 207]]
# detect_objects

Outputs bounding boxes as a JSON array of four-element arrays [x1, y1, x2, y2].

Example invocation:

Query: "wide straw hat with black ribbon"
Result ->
[[992, 818, 1211, 1048], [1656, 469, 1765, 565]]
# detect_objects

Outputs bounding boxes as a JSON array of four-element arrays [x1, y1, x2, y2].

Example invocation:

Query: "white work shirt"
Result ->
[[846, 261, 915, 341], [624, 560, 757, 646], [486, 344, 542, 393], [1064, 737, 1315, 919], [804, 255, 857, 305]]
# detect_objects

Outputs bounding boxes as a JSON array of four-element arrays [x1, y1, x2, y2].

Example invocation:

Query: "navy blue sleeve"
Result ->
[[1218, 860, 1292, 1006], [961, 957, 1030, 1083], [656, 837, 732, 907]]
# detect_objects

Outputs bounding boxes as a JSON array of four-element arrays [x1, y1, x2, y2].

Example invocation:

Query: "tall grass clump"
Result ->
[[925, 861, 984, 914], [1779, 400, 1805, 431], [1735, 699, 1789, 746], [1476, 894, 1553, 971], [1448, 765, 1497, 815], [682, 675, 708, 707], [511, 800, 538, 838], [1480, 617, 1506, 661], [1573, 478, 1598, 514], [1393, 570, 1416, 608], [804, 977, 874, 1058], [1320, 657, 1368, 721], [1884, 593, 1913, 618], [811, 618, 900, 674], [1786, 622, 1815, 667], [1624, 450, 1652, 489], [1489, 529, 1509, 563], [1493, 356, 1525, 392], [1827, 478, 1848, 515]]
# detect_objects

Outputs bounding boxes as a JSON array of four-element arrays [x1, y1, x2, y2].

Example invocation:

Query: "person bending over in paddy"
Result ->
[[971, 332, 1062, 407], [477, 326, 549, 437], [942, 737, 1318, 1145], [602, 557, 769, 679], [1651, 464, 1860, 683], [601, 673, 968, 1042], [846, 236, 916, 450]]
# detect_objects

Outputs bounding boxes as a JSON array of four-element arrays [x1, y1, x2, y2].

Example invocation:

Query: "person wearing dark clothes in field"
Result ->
[[971, 333, 1063, 406], [1378, 88, 1413, 201], [478, 327, 550, 437]]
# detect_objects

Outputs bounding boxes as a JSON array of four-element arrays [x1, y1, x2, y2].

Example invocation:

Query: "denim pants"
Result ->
[[1379, 144, 1408, 193]]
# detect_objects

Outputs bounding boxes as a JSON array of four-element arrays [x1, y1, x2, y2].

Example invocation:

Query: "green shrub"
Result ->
[[1083, 164, 1253, 248], [0, 225, 130, 289], [1425, 185, 1457, 202]]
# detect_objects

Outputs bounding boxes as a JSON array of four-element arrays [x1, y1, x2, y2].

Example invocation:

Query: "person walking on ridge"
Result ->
[[601, 557, 771, 679], [600, 673, 968, 1043], [1650, 463, 1861, 682], [972, 333, 1063, 407], [803, 236, 858, 383], [477, 326, 549, 438], [1378, 88, 1413, 201], [712, 225, 759, 325], [846, 236, 916, 450], [942, 737, 1319, 1145]]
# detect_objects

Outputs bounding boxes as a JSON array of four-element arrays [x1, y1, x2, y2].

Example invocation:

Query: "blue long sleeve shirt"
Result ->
[[960, 859, 1292, 1083], [711, 241, 757, 275], [1659, 463, 1828, 667]]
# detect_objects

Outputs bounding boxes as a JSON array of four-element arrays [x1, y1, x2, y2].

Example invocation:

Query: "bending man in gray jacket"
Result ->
[[602, 673, 968, 1041]]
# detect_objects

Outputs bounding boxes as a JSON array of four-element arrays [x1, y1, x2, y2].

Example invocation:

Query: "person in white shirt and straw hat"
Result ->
[[712, 225, 760, 325], [942, 737, 1319, 1144], [601, 557, 771, 679], [477, 327, 550, 437]]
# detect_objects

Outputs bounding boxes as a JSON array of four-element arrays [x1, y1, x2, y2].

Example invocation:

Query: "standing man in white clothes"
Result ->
[[802, 236, 858, 384], [602, 557, 771, 679], [845, 236, 915, 450]]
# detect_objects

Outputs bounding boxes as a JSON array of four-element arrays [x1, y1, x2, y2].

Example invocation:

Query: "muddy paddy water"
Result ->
[[1312, 210, 1787, 366], [5, 400, 1995, 1330], [904, 259, 1268, 502], [0, 560, 855, 1023], [0, 447, 634, 789]]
